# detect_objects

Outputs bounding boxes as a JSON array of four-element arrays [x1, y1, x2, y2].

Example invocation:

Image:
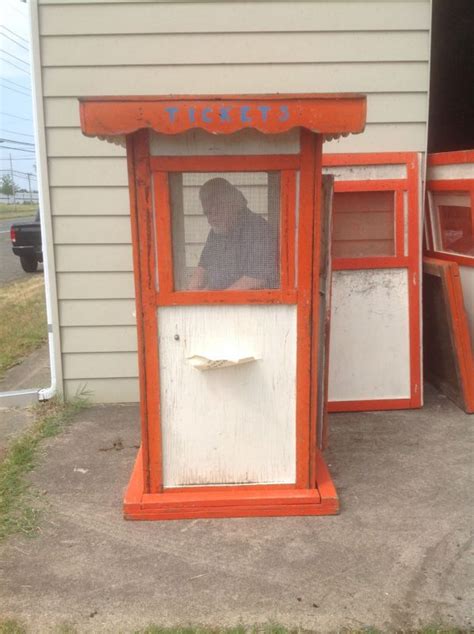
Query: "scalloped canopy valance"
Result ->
[[79, 93, 366, 140]]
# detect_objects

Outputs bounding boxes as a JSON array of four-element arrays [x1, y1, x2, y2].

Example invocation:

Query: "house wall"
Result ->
[[35, 0, 431, 402]]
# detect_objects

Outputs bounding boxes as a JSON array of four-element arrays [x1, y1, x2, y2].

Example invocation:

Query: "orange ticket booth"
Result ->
[[79, 94, 366, 520]]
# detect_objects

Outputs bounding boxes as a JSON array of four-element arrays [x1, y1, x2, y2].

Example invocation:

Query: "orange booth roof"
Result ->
[[79, 93, 366, 139]]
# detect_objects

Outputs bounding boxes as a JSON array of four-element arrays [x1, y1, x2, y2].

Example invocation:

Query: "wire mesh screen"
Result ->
[[170, 172, 280, 291], [430, 192, 473, 257], [332, 191, 395, 258]]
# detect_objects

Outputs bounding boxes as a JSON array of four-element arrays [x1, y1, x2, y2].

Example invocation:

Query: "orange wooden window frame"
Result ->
[[152, 156, 299, 305], [425, 179, 474, 268]]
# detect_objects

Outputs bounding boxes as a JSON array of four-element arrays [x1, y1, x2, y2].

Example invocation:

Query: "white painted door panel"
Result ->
[[328, 269, 411, 401], [158, 305, 297, 487]]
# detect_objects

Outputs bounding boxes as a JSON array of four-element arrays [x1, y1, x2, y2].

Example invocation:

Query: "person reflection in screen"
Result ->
[[188, 178, 278, 291]]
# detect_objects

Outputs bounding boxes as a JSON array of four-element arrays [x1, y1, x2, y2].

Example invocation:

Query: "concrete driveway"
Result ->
[[0, 385, 472, 632]]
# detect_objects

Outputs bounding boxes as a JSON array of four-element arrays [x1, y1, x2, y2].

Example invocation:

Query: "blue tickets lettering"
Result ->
[[202, 107, 213, 123], [240, 106, 252, 123], [219, 106, 232, 122], [279, 105, 289, 122], [165, 107, 178, 123], [188, 107, 196, 123], [257, 106, 271, 122]]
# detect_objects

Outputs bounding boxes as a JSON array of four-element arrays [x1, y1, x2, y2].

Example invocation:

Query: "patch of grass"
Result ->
[[0, 277, 47, 379], [0, 204, 37, 221], [0, 619, 27, 634], [0, 396, 89, 542]]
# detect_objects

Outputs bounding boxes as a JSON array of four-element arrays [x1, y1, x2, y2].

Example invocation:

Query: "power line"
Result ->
[[0, 84, 31, 98], [0, 31, 29, 52], [0, 137, 35, 146], [0, 25, 29, 44], [1, 77, 31, 92], [0, 48, 30, 67], [0, 129, 34, 138], [4, 0, 27, 19], [0, 57, 30, 76], [0, 157, 35, 161], [0, 112, 32, 122], [0, 145, 35, 153]]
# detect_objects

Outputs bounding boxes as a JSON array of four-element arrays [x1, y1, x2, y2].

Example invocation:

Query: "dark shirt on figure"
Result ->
[[198, 208, 278, 290]]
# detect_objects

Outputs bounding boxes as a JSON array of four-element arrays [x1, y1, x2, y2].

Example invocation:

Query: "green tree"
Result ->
[[0, 175, 20, 196]]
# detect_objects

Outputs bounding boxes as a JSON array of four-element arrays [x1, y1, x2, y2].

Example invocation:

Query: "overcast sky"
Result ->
[[0, 0, 36, 193]]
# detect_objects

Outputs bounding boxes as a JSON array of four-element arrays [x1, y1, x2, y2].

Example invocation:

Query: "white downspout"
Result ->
[[28, 0, 63, 402]]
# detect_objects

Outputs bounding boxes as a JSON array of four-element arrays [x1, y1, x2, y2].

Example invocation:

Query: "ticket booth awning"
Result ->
[[79, 93, 366, 139]]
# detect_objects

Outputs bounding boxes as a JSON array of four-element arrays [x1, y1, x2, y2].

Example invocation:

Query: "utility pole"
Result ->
[[27, 173, 32, 203], [9, 154, 16, 205]]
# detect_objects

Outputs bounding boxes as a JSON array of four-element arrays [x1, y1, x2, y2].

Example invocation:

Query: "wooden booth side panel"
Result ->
[[325, 152, 421, 412]]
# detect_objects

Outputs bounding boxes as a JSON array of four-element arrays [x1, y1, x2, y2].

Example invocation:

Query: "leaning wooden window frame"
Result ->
[[425, 151, 474, 269], [323, 152, 422, 413]]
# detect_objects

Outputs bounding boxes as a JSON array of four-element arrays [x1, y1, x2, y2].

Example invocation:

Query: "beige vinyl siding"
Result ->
[[64, 378, 139, 404], [42, 32, 430, 65], [39, 0, 430, 402], [62, 326, 137, 352], [57, 273, 135, 299], [50, 187, 130, 215], [59, 299, 136, 326], [63, 352, 138, 379], [38, 2, 430, 33]]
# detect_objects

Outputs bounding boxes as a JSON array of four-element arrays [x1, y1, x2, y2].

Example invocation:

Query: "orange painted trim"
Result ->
[[424, 257, 474, 413], [333, 256, 409, 271], [424, 250, 474, 268], [123, 445, 144, 514], [131, 130, 163, 493], [151, 155, 300, 172], [428, 150, 474, 166], [407, 155, 422, 408], [324, 152, 417, 166], [153, 172, 174, 294], [427, 179, 474, 191], [123, 447, 338, 520], [280, 170, 297, 290], [308, 138, 323, 486], [334, 179, 407, 193], [142, 488, 321, 508], [156, 290, 298, 306], [328, 398, 415, 413], [395, 189, 405, 257], [79, 93, 366, 137], [424, 190, 435, 252], [126, 139, 151, 493], [295, 129, 318, 489]]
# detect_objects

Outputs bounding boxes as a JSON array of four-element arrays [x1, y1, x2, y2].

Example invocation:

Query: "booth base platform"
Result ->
[[124, 448, 339, 520]]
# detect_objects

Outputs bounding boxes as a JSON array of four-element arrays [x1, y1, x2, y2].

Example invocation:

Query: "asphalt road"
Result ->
[[0, 216, 43, 286]]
